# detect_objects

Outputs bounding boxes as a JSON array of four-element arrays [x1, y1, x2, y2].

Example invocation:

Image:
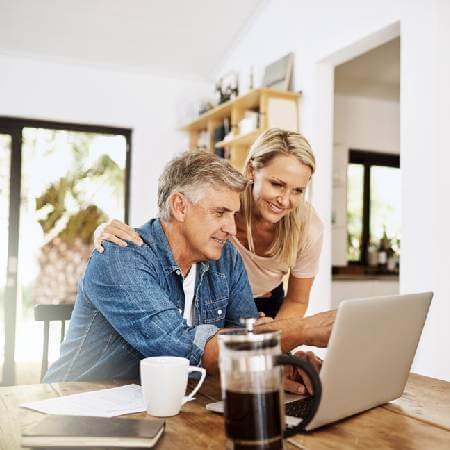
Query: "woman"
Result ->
[[94, 128, 323, 320]]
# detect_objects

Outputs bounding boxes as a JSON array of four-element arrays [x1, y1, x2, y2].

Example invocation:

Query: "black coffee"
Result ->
[[224, 389, 283, 450]]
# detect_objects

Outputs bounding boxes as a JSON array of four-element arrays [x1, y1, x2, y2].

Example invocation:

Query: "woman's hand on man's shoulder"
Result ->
[[93, 219, 143, 253]]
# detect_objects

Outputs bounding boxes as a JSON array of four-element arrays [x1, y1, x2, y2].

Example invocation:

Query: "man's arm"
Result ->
[[202, 310, 335, 373], [84, 243, 218, 367], [203, 311, 335, 373]]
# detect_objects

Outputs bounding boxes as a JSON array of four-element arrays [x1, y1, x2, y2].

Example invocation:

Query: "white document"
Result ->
[[20, 384, 146, 417]]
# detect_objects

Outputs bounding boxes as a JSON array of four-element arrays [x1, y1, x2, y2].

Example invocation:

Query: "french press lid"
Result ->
[[218, 317, 280, 352]]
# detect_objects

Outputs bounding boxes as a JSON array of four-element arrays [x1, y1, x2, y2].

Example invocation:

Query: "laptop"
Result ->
[[207, 292, 433, 431]]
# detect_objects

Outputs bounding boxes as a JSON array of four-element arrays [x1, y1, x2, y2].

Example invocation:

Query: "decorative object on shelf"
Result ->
[[368, 241, 378, 267], [223, 117, 231, 136], [197, 130, 209, 150], [238, 111, 260, 135], [262, 52, 294, 91], [213, 124, 226, 158], [215, 71, 239, 104], [198, 100, 215, 116]]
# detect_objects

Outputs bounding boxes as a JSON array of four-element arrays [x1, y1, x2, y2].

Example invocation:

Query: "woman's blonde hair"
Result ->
[[242, 128, 316, 266]]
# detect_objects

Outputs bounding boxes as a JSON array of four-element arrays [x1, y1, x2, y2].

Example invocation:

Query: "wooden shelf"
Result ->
[[215, 129, 264, 148], [183, 87, 301, 170], [183, 88, 300, 132]]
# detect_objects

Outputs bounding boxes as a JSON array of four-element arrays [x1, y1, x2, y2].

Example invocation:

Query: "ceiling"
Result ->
[[335, 37, 400, 101], [0, 0, 265, 80], [0, 2, 401, 98]]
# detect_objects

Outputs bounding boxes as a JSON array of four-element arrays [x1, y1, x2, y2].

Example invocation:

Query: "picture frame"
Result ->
[[262, 52, 294, 91]]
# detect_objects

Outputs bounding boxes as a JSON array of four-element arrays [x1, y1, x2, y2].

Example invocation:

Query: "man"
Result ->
[[44, 151, 334, 385]]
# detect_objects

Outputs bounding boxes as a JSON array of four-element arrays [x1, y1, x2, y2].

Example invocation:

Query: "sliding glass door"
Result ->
[[0, 118, 131, 385]]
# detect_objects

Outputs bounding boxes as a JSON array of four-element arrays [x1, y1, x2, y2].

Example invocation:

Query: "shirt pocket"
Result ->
[[203, 297, 227, 324]]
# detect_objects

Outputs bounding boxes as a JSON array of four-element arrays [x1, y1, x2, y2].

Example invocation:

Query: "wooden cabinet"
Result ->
[[183, 88, 301, 170]]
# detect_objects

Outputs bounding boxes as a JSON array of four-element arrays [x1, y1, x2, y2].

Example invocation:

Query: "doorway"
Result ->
[[331, 37, 400, 307], [0, 117, 131, 385]]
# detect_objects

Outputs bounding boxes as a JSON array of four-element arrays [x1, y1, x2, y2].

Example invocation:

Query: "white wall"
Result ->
[[399, 0, 450, 381], [216, 0, 450, 380], [0, 54, 210, 226], [334, 94, 400, 153], [332, 279, 399, 309]]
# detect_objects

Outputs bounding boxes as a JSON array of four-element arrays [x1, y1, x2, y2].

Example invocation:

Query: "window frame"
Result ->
[[0, 116, 132, 385], [0, 116, 132, 222], [348, 149, 400, 266]]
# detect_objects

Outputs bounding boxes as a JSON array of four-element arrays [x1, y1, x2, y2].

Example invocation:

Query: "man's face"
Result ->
[[182, 185, 240, 261]]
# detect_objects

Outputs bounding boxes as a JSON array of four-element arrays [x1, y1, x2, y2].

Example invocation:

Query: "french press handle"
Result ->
[[275, 354, 322, 435]]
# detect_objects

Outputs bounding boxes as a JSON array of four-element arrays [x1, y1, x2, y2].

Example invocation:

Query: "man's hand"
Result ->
[[283, 351, 322, 395]]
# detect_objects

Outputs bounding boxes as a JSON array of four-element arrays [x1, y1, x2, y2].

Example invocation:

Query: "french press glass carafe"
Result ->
[[218, 318, 321, 450]]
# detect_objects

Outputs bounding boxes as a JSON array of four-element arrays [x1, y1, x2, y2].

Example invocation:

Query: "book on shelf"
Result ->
[[21, 415, 165, 448]]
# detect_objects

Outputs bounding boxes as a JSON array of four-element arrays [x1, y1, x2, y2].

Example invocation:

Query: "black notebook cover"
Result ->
[[22, 415, 165, 448]]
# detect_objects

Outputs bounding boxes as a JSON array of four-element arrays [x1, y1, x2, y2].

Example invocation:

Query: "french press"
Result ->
[[218, 318, 322, 450]]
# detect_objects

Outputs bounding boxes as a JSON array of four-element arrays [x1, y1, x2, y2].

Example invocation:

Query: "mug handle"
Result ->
[[182, 366, 206, 405], [275, 354, 322, 435]]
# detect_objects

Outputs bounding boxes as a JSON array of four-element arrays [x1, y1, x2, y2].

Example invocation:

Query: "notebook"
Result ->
[[21, 415, 165, 448]]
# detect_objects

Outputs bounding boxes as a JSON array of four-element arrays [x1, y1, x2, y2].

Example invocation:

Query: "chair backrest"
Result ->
[[34, 304, 74, 381]]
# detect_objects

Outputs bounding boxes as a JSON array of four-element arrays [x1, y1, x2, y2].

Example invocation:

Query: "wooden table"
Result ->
[[1, 373, 449, 449]]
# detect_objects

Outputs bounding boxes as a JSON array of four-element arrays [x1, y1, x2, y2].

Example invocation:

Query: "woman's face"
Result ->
[[249, 154, 312, 224]]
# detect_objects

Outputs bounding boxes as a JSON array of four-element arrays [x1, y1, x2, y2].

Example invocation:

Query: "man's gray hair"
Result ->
[[158, 151, 248, 221]]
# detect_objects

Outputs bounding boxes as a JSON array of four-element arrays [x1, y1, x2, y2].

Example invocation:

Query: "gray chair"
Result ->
[[34, 304, 74, 381]]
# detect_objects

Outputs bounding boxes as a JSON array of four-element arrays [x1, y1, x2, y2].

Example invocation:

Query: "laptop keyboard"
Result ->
[[285, 396, 315, 419]]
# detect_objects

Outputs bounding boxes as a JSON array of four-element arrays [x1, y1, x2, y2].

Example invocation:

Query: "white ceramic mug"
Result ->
[[140, 356, 206, 417]]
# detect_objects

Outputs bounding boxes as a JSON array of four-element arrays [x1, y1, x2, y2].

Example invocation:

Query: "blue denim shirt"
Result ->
[[44, 219, 257, 382]]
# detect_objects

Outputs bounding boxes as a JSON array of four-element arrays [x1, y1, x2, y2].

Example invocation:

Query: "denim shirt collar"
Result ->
[[138, 219, 209, 276]]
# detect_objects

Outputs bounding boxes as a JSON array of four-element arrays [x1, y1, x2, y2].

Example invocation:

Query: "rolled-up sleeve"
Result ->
[[83, 244, 217, 366], [192, 324, 219, 364]]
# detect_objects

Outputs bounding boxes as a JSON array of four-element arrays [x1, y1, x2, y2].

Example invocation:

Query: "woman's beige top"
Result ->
[[230, 208, 324, 297]]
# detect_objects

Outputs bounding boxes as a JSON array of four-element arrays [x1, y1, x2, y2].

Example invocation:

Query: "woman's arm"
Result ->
[[276, 211, 323, 320], [93, 219, 143, 253], [275, 275, 314, 320]]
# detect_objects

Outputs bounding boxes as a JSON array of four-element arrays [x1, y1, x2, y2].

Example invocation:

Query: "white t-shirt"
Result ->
[[182, 264, 197, 326]]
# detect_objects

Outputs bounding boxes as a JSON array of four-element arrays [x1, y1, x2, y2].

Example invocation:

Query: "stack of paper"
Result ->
[[20, 384, 146, 417]]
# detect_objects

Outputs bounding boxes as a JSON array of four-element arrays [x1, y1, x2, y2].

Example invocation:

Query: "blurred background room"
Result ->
[[0, 0, 449, 385]]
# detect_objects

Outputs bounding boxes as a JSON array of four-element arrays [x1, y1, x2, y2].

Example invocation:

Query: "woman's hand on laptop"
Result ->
[[283, 351, 322, 395], [299, 310, 336, 347], [255, 312, 274, 326]]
